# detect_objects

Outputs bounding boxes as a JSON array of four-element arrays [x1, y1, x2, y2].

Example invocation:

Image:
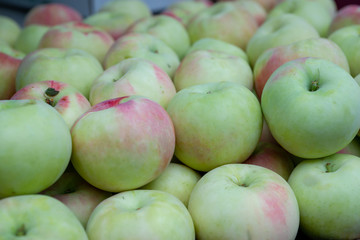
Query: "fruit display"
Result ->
[[1, 0, 360, 239]]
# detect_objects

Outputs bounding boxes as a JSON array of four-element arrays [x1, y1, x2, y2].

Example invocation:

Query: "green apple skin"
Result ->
[[89, 58, 176, 108], [246, 13, 319, 67], [254, 37, 350, 99], [71, 96, 175, 192], [288, 154, 360, 239], [173, 50, 253, 91], [0, 194, 88, 239], [11, 80, 91, 129], [126, 15, 190, 59], [251, 0, 284, 12], [141, 163, 202, 207], [188, 164, 300, 240], [99, 0, 151, 19], [329, 25, 360, 77], [0, 100, 72, 198], [0, 15, 21, 46], [86, 189, 195, 240], [14, 24, 49, 54], [261, 58, 360, 159], [187, 2, 258, 50], [233, 0, 267, 26], [166, 81, 262, 172], [328, 5, 360, 36], [15, 47, 103, 99]]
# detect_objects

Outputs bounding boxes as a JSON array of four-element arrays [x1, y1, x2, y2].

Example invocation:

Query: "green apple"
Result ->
[[288, 153, 360, 239], [166, 81, 262, 172], [0, 100, 72, 198], [13, 24, 49, 54], [162, 0, 209, 25], [0, 15, 21, 46], [261, 57, 360, 159], [86, 189, 195, 239], [0, 194, 88, 239], [188, 163, 300, 239], [232, 0, 267, 26], [99, 0, 151, 20], [328, 5, 360, 35], [251, 0, 284, 12]]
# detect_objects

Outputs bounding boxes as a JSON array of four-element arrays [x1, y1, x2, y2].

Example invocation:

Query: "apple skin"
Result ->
[[0, 99, 72, 198], [71, 96, 175, 192], [86, 189, 195, 240], [253, 37, 350, 99], [15, 47, 104, 99], [38, 21, 114, 62], [13, 24, 49, 54], [11, 80, 91, 129], [173, 50, 253, 91], [103, 33, 180, 78], [232, 0, 267, 26], [187, 2, 259, 50], [24, 3, 83, 27], [141, 163, 202, 207], [99, 0, 151, 19], [261, 57, 360, 159], [89, 58, 176, 108], [288, 153, 360, 239], [187, 163, 300, 240], [246, 13, 319, 67], [41, 171, 112, 227], [328, 5, 360, 36], [0, 194, 88, 239], [0, 15, 21, 46], [166, 81, 262, 172]]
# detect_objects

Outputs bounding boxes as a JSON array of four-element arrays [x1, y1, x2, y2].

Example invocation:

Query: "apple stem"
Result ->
[[44, 88, 59, 107], [325, 162, 331, 173], [15, 224, 26, 236], [310, 69, 320, 92]]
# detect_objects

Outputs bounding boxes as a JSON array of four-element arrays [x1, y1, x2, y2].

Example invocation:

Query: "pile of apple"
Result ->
[[1, 0, 360, 239]]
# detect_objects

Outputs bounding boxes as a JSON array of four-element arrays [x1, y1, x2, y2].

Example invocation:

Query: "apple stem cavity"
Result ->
[[15, 224, 26, 236], [310, 69, 320, 92], [44, 87, 59, 107], [325, 162, 332, 173]]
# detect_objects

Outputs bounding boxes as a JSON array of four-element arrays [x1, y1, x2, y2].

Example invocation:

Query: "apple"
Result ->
[[15, 47, 104, 99], [328, 4, 360, 36], [24, 3, 83, 27], [232, 0, 267, 26], [243, 141, 294, 180], [328, 24, 360, 77], [187, 2, 259, 50], [86, 189, 195, 239], [0, 99, 72, 198], [252, 0, 285, 12], [253, 37, 350, 98], [173, 49, 253, 91], [0, 15, 21, 46], [41, 171, 112, 227], [125, 15, 191, 59], [288, 153, 360, 239], [246, 14, 319, 67], [89, 58, 176, 107], [260, 118, 277, 144], [140, 162, 202, 207], [261, 57, 360, 159], [103, 33, 180, 78], [0, 194, 88, 239], [38, 21, 114, 62], [71, 96, 175, 192], [13, 24, 49, 54], [166, 81, 262, 172], [11, 80, 91, 129], [99, 0, 151, 20], [187, 163, 300, 239], [338, 136, 360, 157]]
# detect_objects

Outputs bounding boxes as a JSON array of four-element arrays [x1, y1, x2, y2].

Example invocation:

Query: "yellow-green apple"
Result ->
[[41, 171, 112, 227], [0, 100, 72, 198], [288, 153, 360, 239], [188, 164, 300, 240], [166, 81, 262, 172], [252, 0, 284, 12], [89, 58, 176, 107], [243, 141, 294, 180], [187, 2, 259, 50], [103, 33, 180, 78], [141, 163, 202, 207], [99, 0, 151, 19], [0, 194, 88, 239], [173, 50, 253, 91], [71, 96, 175, 192], [261, 58, 360, 159], [86, 190, 195, 240], [13, 24, 49, 54], [253, 37, 350, 99], [328, 5, 360, 35], [0, 41, 25, 100], [15, 47, 103, 99], [38, 21, 114, 62], [328, 24, 360, 77], [24, 3, 82, 27], [125, 15, 190, 59], [232, 0, 267, 26], [11, 80, 91, 129], [246, 14, 319, 67], [0, 15, 21, 46]]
